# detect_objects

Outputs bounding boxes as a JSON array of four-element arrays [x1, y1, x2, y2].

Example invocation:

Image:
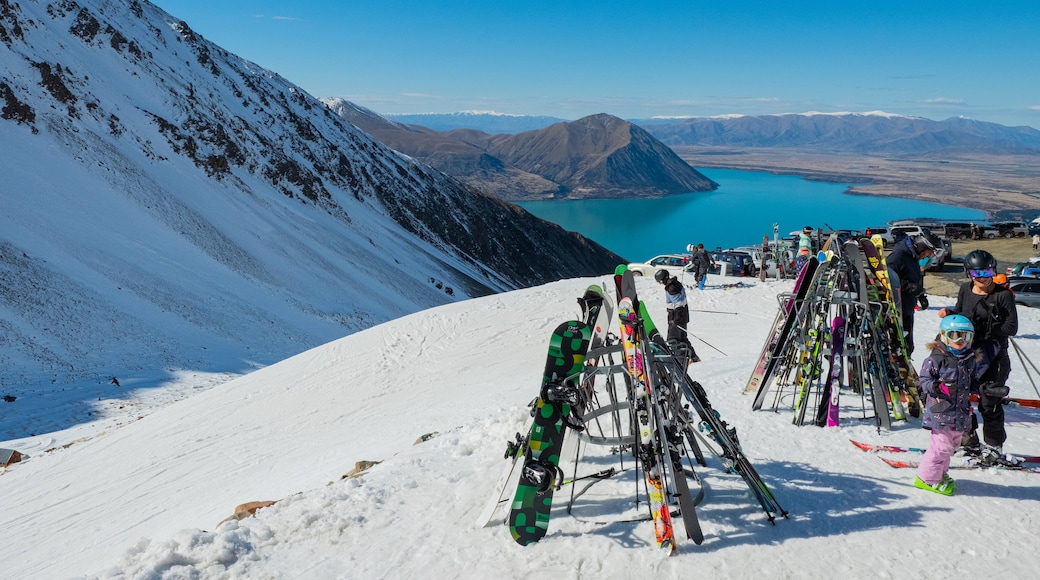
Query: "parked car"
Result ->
[[1007, 262, 1038, 277], [944, 222, 972, 240], [890, 225, 930, 241], [1008, 280, 1040, 308], [627, 254, 693, 277], [733, 244, 796, 278], [864, 227, 894, 247], [928, 238, 952, 270], [709, 250, 757, 277], [992, 221, 1029, 238]]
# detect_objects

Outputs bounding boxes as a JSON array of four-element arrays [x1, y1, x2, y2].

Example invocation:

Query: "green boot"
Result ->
[[914, 475, 955, 496]]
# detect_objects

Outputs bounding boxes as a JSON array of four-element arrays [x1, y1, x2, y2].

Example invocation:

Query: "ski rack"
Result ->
[[750, 241, 912, 430], [577, 343, 637, 447]]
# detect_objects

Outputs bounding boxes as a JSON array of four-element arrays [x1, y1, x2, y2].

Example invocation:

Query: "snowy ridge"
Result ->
[[0, 0, 619, 416], [2, 276, 1040, 577], [649, 111, 919, 121]]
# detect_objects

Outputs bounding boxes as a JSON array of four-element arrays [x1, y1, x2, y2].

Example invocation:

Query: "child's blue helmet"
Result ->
[[939, 314, 974, 352], [939, 314, 973, 334]]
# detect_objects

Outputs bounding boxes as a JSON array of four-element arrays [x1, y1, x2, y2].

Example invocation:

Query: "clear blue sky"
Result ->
[[151, 0, 1040, 128]]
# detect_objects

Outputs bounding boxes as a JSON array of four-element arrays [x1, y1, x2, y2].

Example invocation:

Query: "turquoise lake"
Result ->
[[517, 168, 987, 262]]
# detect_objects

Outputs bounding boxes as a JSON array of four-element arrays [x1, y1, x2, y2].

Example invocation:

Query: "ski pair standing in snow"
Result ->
[[915, 315, 980, 496], [654, 269, 699, 363]]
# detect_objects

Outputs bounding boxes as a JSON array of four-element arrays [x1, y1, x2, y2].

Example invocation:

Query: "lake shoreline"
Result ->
[[520, 168, 985, 262], [673, 146, 1040, 222]]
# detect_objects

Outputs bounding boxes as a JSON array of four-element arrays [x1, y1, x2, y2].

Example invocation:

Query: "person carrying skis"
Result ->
[[937, 249, 1019, 465], [887, 232, 941, 355], [914, 315, 980, 496], [655, 269, 700, 363]]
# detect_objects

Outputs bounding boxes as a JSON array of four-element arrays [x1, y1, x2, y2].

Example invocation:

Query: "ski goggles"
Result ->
[[969, 268, 996, 279], [943, 330, 974, 344]]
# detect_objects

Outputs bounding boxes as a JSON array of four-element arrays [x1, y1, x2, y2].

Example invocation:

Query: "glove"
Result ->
[[929, 399, 952, 413], [980, 381, 1010, 398], [918, 295, 929, 310]]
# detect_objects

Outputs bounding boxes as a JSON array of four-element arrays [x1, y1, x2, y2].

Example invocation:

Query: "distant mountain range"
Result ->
[[638, 113, 1040, 155], [327, 101, 718, 201], [376, 111, 1040, 156], [385, 111, 567, 134]]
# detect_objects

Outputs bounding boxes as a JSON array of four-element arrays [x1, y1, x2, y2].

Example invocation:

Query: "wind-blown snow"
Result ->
[[2, 275, 1039, 578]]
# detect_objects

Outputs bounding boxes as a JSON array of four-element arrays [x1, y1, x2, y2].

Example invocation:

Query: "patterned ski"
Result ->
[[971, 394, 1040, 408], [748, 256, 821, 408], [822, 316, 846, 427], [878, 456, 1040, 473], [618, 295, 676, 554], [851, 439, 1040, 463]]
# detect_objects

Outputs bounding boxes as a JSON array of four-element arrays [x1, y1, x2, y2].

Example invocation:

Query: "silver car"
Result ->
[[1009, 280, 1040, 308], [627, 254, 694, 277]]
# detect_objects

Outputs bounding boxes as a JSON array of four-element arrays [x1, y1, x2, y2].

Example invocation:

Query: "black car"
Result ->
[[992, 222, 1029, 238], [709, 251, 757, 277], [944, 222, 972, 240]]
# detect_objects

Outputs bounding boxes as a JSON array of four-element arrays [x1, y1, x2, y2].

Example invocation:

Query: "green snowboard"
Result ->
[[509, 320, 592, 545]]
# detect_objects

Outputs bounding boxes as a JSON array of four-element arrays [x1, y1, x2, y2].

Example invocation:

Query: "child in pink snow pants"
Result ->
[[915, 315, 980, 495]]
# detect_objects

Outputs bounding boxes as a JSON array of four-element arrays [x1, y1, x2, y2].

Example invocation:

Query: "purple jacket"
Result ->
[[919, 341, 981, 432]]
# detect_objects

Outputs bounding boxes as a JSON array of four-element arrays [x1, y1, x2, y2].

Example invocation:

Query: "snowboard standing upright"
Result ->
[[508, 320, 592, 545]]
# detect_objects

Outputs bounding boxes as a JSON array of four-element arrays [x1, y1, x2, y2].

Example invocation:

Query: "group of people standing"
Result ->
[[883, 233, 1020, 495]]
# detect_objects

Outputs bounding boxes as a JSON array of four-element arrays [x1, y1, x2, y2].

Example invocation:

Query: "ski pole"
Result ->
[[689, 309, 739, 315], [1009, 338, 1040, 399], [676, 325, 727, 356]]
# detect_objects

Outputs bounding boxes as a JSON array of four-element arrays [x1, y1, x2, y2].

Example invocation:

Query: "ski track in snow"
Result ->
[[3, 276, 1040, 578]]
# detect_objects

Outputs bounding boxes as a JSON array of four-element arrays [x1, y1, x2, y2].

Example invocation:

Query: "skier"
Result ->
[[795, 226, 813, 272], [887, 232, 941, 355], [937, 249, 1019, 464], [655, 269, 700, 363], [914, 315, 980, 496], [690, 244, 713, 291], [759, 235, 769, 282]]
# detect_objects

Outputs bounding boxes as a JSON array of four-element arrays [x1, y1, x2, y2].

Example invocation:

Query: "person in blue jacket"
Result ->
[[915, 314, 980, 496]]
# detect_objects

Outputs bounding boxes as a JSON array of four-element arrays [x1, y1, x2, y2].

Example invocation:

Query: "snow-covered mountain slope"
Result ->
[[2, 276, 1040, 578], [0, 0, 620, 421]]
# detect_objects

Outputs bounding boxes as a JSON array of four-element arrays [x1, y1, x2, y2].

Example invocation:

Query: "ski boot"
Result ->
[[913, 474, 955, 496]]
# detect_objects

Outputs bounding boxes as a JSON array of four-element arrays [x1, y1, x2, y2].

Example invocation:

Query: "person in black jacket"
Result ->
[[938, 249, 1019, 464], [887, 232, 940, 355]]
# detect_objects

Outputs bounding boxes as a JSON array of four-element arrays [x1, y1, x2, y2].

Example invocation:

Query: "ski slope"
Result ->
[[2, 275, 1040, 578]]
